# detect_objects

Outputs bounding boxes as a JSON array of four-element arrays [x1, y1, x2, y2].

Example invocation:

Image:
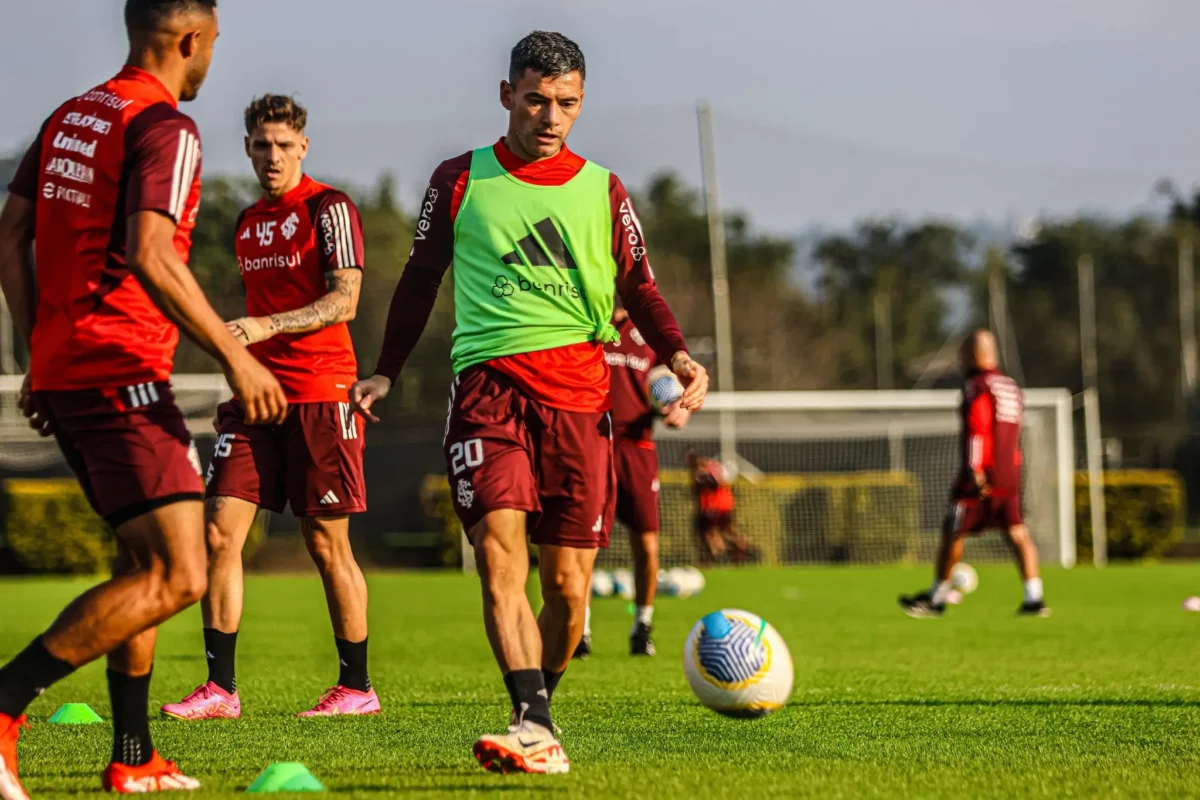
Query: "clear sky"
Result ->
[[2, 0, 1198, 229]]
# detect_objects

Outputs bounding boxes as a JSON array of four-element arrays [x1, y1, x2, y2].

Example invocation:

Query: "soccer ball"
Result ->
[[683, 609, 793, 718], [611, 568, 635, 600], [1183, 596, 1200, 612], [666, 567, 690, 597], [656, 569, 671, 594], [683, 566, 706, 595], [591, 570, 614, 598], [951, 563, 978, 594]]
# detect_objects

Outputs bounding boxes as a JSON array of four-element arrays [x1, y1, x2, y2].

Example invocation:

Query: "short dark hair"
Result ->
[[244, 94, 308, 135], [509, 31, 585, 84], [125, 0, 217, 33]]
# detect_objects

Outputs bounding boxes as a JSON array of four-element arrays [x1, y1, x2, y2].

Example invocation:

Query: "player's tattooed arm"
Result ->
[[268, 268, 361, 333], [228, 269, 362, 344]]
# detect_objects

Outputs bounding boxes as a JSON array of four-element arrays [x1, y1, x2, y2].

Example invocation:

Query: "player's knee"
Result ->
[[635, 532, 659, 560], [542, 567, 589, 610], [205, 519, 237, 559], [1007, 524, 1035, 549], [161, 562, 208, 611], [304, 532, 335, 573]]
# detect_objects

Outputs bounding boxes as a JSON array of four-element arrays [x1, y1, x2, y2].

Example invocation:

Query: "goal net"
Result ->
[[596, 389, 1076, 571]]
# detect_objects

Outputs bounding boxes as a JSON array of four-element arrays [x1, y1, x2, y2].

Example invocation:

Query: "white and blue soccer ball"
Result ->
[[591, 569, 614, 598], [683, 609, 793, 718], [611, 568, 635, 600], [951, 563, 979, 595]]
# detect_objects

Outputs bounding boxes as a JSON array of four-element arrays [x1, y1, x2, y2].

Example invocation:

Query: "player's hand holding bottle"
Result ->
[[671, 352, 709, 412], [225, 350, 288, 425], [349, 375, 392, 423]]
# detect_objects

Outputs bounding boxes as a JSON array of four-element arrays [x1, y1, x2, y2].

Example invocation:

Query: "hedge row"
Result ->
[[1075, 469, 1184, 561], [2, 467, 1186, 573], [425, 468, 1187, 566], [1, 479, 266, 574], [425, 469, 923, 566]]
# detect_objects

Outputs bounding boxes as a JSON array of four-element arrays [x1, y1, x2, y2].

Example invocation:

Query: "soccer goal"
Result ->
[[597, 389, 1076, 572]]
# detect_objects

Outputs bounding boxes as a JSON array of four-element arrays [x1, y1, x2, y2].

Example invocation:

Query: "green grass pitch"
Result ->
[[3, 564, 1200, 798]]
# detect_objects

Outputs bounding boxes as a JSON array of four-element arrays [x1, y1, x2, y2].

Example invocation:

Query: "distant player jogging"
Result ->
[[0, 1, 287, 795], [899, 330, 1050, 618], [351, 31, 707, 774], [574, 308, 691, 660], [162, 95, 377, 722], [687, 452, 755, 565]]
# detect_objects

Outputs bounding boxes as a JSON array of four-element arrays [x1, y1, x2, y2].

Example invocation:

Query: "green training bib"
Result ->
[[449, 145, 618, 374]]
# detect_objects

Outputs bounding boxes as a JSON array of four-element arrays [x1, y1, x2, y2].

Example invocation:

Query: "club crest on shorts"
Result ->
[[456, 478, 475, 509]]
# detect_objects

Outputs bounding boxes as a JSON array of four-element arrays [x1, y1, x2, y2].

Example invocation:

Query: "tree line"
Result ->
[[4, 156, 1199, 463]]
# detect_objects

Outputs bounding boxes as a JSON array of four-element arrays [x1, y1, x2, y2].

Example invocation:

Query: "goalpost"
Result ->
[[597, 388, 1077, 572]]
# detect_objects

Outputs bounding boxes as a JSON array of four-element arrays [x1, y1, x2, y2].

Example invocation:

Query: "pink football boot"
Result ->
[[297, 685, 381, 717], [161, 682, 241, 721]]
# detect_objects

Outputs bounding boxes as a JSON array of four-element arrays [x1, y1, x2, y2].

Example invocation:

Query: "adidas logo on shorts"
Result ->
[[318, 490, 340, 506]]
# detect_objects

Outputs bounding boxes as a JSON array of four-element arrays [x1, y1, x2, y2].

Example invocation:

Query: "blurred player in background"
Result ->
[[0, 1, 288, 794], [574, 308, 691, 660], [686, 452, 755, 565], [899, 330, 1049, 618], [162, 95, 376, 721], [351, 31, 707, 774]]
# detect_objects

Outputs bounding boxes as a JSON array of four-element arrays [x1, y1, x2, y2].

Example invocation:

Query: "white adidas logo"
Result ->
[[319, 490, 340, 506]]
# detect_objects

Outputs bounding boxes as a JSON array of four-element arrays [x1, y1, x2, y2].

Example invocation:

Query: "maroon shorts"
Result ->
[[614, 439, 660, 533], [947, 494, 1023, 534], [205, 399, 366, 517], [695, 510, 734, 536], [37, 382, 205, 528], [444, 366, 615, 549]]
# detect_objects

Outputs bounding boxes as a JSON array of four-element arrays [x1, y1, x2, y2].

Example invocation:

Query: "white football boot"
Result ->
[[473, 707, 569, 775]]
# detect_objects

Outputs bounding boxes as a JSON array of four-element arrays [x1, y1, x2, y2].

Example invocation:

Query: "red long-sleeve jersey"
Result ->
[[373, 138, 686, 413], [958, 369, 1023, 498]]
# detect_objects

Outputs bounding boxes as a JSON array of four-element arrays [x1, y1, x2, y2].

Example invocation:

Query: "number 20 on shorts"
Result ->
[[450, 438, 484, 475]]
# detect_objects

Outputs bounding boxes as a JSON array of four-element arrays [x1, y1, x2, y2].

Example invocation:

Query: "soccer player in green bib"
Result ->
[[352, 31, 707, 774]]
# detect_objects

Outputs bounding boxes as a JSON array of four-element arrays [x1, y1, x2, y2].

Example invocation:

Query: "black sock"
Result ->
[[203, 628, 238, 694], [335, 637, 370, 692], [107, 669, 153, 767], [503, 669, 552, 730], [0, 637, 75, 719], [542, 669, 565, 703]]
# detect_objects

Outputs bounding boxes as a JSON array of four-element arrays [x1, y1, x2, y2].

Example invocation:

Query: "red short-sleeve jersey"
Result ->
[[7, 66, 202, 391], [234, 176, 363, 403], [605, 314, 658, 442], [694, 458, 736, 513], [958, 369, 1023, 497]]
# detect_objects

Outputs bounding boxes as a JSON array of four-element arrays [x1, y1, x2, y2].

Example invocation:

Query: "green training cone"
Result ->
[[48, 703, 103, 724], [246, 763, 325, 793]]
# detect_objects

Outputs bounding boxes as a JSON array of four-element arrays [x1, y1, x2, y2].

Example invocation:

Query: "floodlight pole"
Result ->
[[697, 102, 737, 471]]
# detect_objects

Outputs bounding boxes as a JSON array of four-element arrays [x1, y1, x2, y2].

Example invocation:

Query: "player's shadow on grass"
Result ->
[[803, 698, 1200, 709]]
